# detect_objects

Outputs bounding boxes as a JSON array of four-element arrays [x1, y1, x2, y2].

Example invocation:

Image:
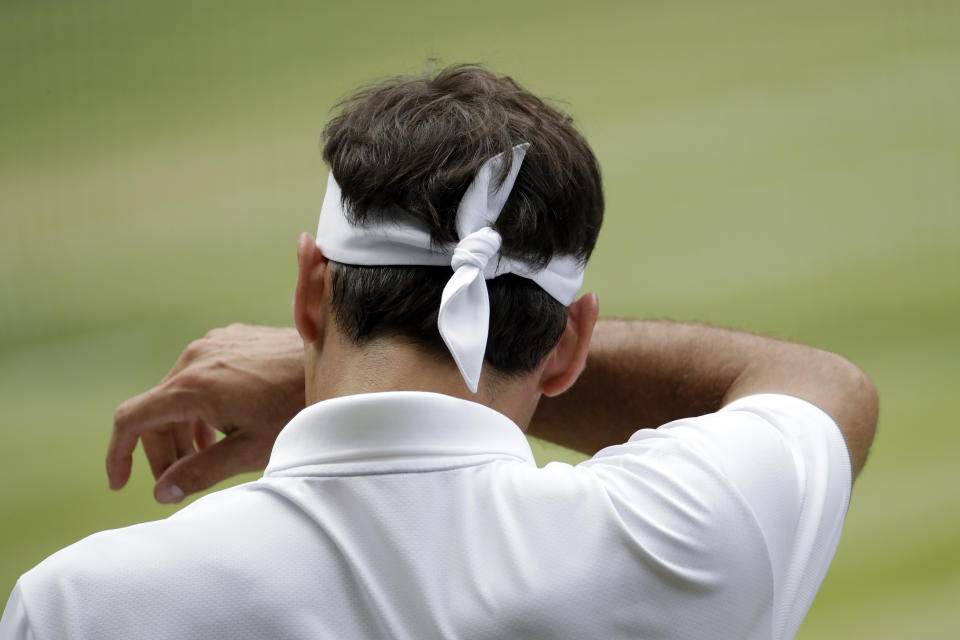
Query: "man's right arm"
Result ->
[[528, 319, 878, 478], [107, 319, 878, 502], [107, 324, 305, 503], [542, 319, 875, 640]]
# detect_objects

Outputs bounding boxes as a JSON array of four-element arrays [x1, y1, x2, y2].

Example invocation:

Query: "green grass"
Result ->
[[2, 0, 958, 636]]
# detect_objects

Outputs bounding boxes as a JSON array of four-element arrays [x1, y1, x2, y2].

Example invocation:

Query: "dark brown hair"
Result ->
[[322, 64, 603, 376]]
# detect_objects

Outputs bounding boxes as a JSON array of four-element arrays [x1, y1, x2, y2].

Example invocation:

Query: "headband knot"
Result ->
[[316, 142, 585, 394], [451, 227, 503, 276]]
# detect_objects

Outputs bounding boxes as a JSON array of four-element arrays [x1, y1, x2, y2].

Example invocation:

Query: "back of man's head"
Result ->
[[321, 64, 603, 378]]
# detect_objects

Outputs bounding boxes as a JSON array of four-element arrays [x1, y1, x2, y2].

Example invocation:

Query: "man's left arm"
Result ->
[[0, 583, 35, 640]]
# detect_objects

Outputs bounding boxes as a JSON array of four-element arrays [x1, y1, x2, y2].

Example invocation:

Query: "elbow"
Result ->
[[832, 353, 879, 476], [844, 355, 878, 432]]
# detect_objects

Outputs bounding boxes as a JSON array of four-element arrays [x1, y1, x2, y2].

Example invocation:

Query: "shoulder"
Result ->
[[14, 482, 283, 640], [579, 393, 851, 638], [583, 393, 851, 514]]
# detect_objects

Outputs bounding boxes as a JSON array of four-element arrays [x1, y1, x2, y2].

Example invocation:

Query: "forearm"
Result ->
[[528, 319, 877, 476], [529, 320, 737, 453]]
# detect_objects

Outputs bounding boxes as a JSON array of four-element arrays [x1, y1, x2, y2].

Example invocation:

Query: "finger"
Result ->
[[161, 325, 258, 382], [192, 420, 218, 452], [141, 429, 179, 480], [153, 434, 270, 504], [172, 422, 196, 459], [108, 383, 206, 490], [161, 337, 211, 383]]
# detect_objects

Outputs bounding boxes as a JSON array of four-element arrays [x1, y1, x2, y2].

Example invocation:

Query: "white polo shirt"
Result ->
[[0, 392, 850, 639]]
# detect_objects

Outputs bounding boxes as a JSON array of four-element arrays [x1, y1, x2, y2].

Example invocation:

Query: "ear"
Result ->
[[294, 232, 329, 344], [539, 293, 599, 397]]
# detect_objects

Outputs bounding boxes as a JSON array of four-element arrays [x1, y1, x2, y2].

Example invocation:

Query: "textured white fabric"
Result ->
[[315, 145, 585, 392], [0, 393, 850, 640], [0, 588, 33, 640]]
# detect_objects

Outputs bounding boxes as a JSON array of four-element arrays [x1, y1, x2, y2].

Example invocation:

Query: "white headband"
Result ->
[[316, 144, 584, 393]]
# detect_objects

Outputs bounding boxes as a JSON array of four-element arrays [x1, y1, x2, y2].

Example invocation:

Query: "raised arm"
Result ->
[[109, 319, 878, 503], [528, 319, 878, 477], [107, 324, 305, 503]]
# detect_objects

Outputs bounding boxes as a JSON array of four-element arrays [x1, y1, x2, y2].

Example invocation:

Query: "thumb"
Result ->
[[153, 434, 270, 504]]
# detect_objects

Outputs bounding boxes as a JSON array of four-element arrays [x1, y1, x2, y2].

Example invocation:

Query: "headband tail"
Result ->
[[438, 264, 490, 394]]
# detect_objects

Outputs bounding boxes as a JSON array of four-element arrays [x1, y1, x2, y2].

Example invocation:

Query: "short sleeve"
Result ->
[[585, 393, 851, 640], [718, 394, 851, 637], [0, 582, 36, 640]]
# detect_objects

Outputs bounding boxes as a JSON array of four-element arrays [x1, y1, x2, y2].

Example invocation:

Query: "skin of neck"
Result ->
[[304, 324, 546, 430], [294, 232, 597, 430]]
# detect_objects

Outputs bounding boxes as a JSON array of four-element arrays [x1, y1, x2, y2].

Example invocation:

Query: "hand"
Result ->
[[107, 324, 305, 503]]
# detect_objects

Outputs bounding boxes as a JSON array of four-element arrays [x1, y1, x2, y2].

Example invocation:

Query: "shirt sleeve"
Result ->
[[0, 582, 37, 640], [586, 393, 851, 640], [716, 394, 851, 638]]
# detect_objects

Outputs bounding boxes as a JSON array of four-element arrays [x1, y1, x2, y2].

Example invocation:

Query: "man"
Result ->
[[0, 65, 876, 639]]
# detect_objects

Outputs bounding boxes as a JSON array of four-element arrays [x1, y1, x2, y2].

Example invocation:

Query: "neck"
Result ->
[[304, 332, 543, 429]]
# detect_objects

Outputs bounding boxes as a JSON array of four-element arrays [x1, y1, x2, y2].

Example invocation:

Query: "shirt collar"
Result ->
[[264, 391, 536, 476]]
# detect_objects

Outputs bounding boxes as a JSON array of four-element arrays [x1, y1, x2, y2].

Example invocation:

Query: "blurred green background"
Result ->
[[1, 0, 958, 636]]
